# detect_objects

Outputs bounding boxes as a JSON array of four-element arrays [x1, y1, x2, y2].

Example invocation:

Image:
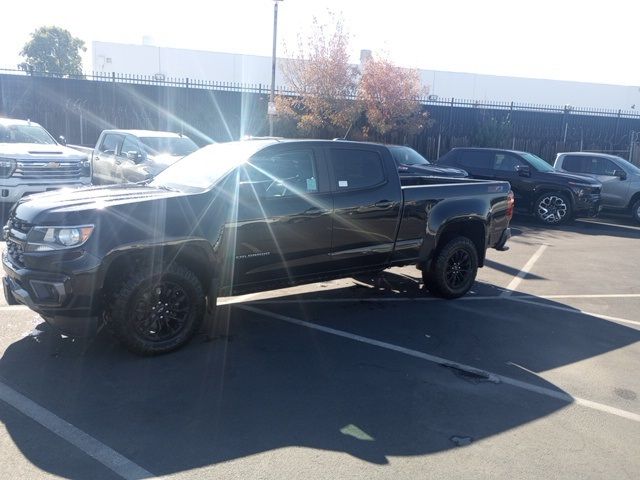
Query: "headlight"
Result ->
[[0, 157, 16, 178], [25, 225, 94, 252]]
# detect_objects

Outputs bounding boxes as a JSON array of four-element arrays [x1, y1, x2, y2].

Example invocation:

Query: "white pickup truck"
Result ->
[[0, 118, 92, 206]]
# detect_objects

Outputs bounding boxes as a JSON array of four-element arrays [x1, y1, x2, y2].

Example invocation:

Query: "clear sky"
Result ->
[[2, 0, 639, 86]]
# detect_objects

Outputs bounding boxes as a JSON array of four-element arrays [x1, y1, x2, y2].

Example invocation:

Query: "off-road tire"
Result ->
[[107, 263, 205, 355], [423, 236, 478, 299]]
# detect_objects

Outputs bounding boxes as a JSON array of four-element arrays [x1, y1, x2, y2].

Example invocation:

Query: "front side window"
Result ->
[[330, 149, 385, 190], [0, 124, 56, 144], [493, 153, 522, 171], [120, 136, 141, 158], [520, 152, 555, 172], [100, 134, 124, 154], [457, 150, 493, 169], [243, 149, 319, 198], [591, 157, 619, 176]]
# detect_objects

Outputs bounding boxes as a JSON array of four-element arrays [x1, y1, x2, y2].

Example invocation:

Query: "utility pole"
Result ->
[[268, 0, 283, 136]]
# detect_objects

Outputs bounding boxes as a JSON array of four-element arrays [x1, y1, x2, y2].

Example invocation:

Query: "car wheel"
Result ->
[[534, 192, 571, 225], [631, 198, 640, 224], [423, 236, 478, 299], [107, 263, 205, 355]]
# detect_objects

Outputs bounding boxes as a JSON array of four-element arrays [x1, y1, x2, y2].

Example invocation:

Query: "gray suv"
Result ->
[[554, 152, 640, 224]]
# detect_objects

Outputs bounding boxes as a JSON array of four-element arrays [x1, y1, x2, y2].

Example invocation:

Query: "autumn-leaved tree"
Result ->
[[276, 14, 360, 138], [19, 26, 86, 76], [357, 56, 428, 142]]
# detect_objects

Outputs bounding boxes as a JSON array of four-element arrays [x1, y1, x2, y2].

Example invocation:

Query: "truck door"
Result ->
[[326, 146, 402, 272], [94, 133, 124, 184], [230, 145, 333, 288], [118, 135, 148, 183]]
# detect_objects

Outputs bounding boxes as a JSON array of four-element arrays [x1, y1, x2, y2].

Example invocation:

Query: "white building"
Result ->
[[92, 41, 640, 111]]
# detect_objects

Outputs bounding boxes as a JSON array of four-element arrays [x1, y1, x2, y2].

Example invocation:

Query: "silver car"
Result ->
[[554, 152, 640, 224]]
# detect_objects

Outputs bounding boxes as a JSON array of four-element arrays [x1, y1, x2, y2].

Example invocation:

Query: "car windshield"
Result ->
[[150, 140, 275, 192], [140, 136, 199, 156], [521, 152, 555, 172], [0, 124, 56, 144], [389, 146, 430, 165]]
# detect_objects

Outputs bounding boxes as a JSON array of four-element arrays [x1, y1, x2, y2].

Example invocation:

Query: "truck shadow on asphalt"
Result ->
[[0, 276, 638, 477], [511, 214, 640, 241]]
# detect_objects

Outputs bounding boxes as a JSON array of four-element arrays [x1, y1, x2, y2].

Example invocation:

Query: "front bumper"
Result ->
[[573, 193, 601, 217], [2, 250, 101, 336], [0, 181, 92, 204]]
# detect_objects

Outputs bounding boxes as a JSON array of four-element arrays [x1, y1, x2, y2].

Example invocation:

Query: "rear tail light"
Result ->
[[506, 190, 515, 220]]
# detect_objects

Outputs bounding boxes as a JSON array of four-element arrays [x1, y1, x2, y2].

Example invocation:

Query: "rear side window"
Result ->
[[561, 155, 589, 173], [99, 134, 124, 154], [456, 150, 493, 169], [330, 149, 385, 190]]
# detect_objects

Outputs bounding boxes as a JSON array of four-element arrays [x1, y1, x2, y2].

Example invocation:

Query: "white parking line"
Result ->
[[500, 244, 548, 297], [0, 381, 156, 480], [240, 305, 640, 423], [506, 297, 640, 327], [576, 219, 640, 232]]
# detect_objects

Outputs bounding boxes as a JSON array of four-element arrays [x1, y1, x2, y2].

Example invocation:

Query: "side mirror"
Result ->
[[58, 135, 67, 146], [516, 165, 531, 177], [126, 151, 144, 162], [613, 169, 627, 180]]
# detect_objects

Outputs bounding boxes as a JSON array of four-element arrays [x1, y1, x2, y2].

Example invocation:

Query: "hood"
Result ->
[[0, 143, 88, 160], [538, 170, 602, 186], [399, 164, 468, 178], [12, 184, 185, 224], [149, 153, 184, 165]]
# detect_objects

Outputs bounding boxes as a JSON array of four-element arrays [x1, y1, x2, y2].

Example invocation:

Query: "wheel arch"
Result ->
[[99, 240, 217, 296], [435, 219, 486, 267]]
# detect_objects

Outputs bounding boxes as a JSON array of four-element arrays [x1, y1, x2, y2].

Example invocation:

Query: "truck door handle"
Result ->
[[374, 200, 393, 209]]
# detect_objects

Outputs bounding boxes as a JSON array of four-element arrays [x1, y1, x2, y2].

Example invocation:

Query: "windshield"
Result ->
[[0, 124, 56, 144], [521, 152, 555, 172], [140, 136, 199, 156], [389, 146, 430, 165], [150, 141, 275, 192]]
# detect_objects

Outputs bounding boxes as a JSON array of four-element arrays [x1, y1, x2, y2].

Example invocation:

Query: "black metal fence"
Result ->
[[1, 68, 639, 163]]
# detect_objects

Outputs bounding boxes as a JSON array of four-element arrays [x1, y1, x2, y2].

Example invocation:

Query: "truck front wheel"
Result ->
[[423, 236, 478, 299], [107, 263, 205, 355]]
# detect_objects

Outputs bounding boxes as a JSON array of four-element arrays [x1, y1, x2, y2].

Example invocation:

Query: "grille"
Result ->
[[7, 216, 31, 234], [14, 161, 83, 180], [6, 239, 25, 266]]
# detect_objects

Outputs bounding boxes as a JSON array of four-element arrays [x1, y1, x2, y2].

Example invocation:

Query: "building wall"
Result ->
[[92, 41, 640, 110]]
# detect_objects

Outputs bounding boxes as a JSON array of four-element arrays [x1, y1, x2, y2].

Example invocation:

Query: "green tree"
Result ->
[[19, 26, 86, 76]]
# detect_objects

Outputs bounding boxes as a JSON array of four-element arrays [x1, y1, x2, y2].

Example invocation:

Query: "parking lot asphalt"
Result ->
[[0, 214, 638, 479]]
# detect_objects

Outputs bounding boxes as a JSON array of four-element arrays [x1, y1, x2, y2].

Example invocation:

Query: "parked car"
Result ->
[[387, 145, 468, 178], [554, 152, 640, 224], [91, 129, 199, 184], [436, 147, 601, 225], [0, 118, 91, 206], [3, 139, 513, 355]]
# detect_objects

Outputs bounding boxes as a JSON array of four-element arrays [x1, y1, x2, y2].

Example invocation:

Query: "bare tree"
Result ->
[[276, 14, 360, 138]]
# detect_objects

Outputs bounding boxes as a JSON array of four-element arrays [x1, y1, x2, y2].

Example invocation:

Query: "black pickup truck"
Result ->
[[3, 139, 513, 355]]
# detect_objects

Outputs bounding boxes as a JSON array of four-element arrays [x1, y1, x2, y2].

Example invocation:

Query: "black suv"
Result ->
[[437, 148, 601, 225]]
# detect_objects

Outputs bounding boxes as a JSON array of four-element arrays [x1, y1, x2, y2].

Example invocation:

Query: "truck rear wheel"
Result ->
[[107, 263, 205, 355], [423, 236, 478, 299]]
